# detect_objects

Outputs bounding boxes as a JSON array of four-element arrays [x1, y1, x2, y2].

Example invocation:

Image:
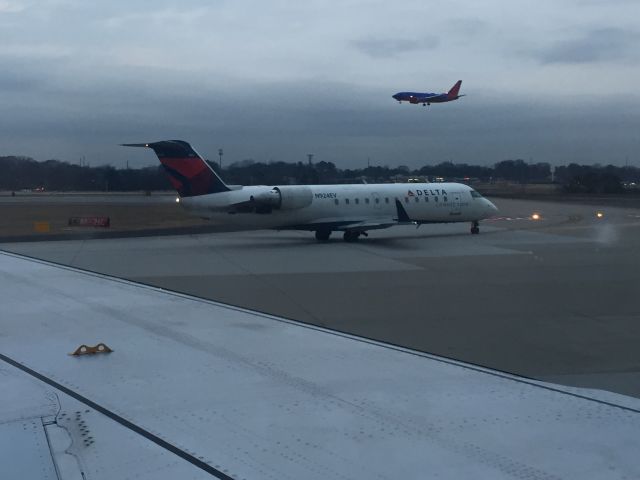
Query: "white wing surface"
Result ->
[[0, 251, 639, 479]]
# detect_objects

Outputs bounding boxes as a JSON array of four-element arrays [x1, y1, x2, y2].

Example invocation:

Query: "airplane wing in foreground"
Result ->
[[1, 251, 639, 480]]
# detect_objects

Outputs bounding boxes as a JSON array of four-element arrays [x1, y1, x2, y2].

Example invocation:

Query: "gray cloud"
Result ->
[[0, 69, 41, 91], [0, 1, 639, 169], [536, 28, 640, 64], [352, 35, 439, 58], [445, 18, 487, 37], [1, 73, 638, 169]]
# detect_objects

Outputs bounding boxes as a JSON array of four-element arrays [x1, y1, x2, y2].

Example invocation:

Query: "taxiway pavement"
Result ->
[[3, 197, 639, 397]]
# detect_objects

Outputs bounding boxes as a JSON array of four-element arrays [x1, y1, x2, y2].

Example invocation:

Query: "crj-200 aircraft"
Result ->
[[392, 80, 464, 106], [123, 140, 497, 242]]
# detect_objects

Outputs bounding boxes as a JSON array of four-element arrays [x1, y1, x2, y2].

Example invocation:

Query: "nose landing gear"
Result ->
[[470, 220, 480, 235]]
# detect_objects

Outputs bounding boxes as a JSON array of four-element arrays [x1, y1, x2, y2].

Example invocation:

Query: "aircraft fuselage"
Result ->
[[181, 182, 497, 231], [392, 92, 453, 104]]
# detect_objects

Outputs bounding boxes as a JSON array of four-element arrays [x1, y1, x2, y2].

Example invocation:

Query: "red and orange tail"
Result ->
[[447, 80, 462, 99], [122, 140, 229, 197]]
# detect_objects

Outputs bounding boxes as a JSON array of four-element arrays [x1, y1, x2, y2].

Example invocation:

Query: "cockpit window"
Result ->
[[470, 189, 483, 198]]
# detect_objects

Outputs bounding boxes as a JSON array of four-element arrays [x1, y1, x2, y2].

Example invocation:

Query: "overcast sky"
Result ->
[[1, 0, 639, 168]]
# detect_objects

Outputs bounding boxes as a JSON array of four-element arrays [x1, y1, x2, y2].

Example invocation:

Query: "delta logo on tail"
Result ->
[[392, 80, 464, 106]]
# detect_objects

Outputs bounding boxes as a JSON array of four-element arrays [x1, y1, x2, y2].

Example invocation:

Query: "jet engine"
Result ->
[[250, 186, 313, 211]]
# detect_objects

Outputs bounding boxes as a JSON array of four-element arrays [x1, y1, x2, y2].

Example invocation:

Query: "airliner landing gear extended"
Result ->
[[315, 230, 365, 242], [343, 231, 368, 242], [343, 231, 359, 242], [315, 230, 331, 242], [470, 220, 480, 235]]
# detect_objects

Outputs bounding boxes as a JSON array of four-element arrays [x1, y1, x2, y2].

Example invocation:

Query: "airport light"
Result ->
[[531, 213, 541, 221], [596, 211, 604, 219], [176, 197, 181, 203]]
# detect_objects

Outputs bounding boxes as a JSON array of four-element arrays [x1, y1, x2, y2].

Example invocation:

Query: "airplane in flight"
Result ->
[[392, 80, 464, 106], [123, 139, 497, 241]]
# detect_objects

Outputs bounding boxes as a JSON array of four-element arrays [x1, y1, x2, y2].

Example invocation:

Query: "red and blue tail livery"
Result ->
[[122, 140, 230, 197], [392, 80, 464, 107]]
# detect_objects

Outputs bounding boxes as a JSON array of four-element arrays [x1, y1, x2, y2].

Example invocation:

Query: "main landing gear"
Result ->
[[315, 229, 369, 242], [315, 229, 331, 241], [344, 231, 368, 242], [470, 220, 480, 235]]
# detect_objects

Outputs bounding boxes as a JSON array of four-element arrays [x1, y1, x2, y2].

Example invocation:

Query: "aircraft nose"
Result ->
[[486, 199, 498, 213]]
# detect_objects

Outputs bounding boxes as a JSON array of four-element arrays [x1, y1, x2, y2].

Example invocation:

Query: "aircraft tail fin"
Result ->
[[447, 80, 462, 99], [122, 140, 230, 197]]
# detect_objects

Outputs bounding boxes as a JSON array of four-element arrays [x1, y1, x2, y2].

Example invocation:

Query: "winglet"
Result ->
[[447, 80, 462, 99], [395, 199, 412, 222]]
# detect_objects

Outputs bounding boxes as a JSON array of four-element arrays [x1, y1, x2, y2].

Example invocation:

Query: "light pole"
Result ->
[[307, 153, 314, 166], [218, 148, 224, 170]]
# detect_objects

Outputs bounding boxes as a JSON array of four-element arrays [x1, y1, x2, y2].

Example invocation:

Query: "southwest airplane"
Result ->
[[392, 80, 464, 106], [123, 140, 497, 242]]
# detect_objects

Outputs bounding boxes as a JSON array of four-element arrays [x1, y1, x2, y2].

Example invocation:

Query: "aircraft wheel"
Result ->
[[343, 231, 359, 243], [315, 229, 331, 242], [470, 221, 480, 235]]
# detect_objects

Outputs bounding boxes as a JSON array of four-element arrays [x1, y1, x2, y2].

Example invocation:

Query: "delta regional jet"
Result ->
[[123, 140, 497, 241], [393, 80, 464, 106]]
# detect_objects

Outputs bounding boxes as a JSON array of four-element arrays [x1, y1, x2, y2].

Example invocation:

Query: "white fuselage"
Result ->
[[179, 182, 497, 231]]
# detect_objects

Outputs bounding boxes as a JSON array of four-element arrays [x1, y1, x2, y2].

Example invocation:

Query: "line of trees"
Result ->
[[0, 156, 169, 192], [1, 155, 638, 193], [554, 164, 629, 194]]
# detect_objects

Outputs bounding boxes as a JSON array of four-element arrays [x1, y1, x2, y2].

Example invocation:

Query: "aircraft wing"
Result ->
[[278, 217, 397, 231], [403, 93, 436, 103], [416, 93, 444, 102], [1, 250, 640, 480]]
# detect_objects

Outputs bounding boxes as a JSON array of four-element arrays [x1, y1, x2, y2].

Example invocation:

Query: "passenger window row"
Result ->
[[334, 197, 391, 205], [333, 196, 449, 205], [403, 196, 446, 203]]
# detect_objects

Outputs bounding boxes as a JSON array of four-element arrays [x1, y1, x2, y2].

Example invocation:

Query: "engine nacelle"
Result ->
[[275, 186, 313, 210], [250, 186, 313, 211], [250, 188, 281, 207]]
